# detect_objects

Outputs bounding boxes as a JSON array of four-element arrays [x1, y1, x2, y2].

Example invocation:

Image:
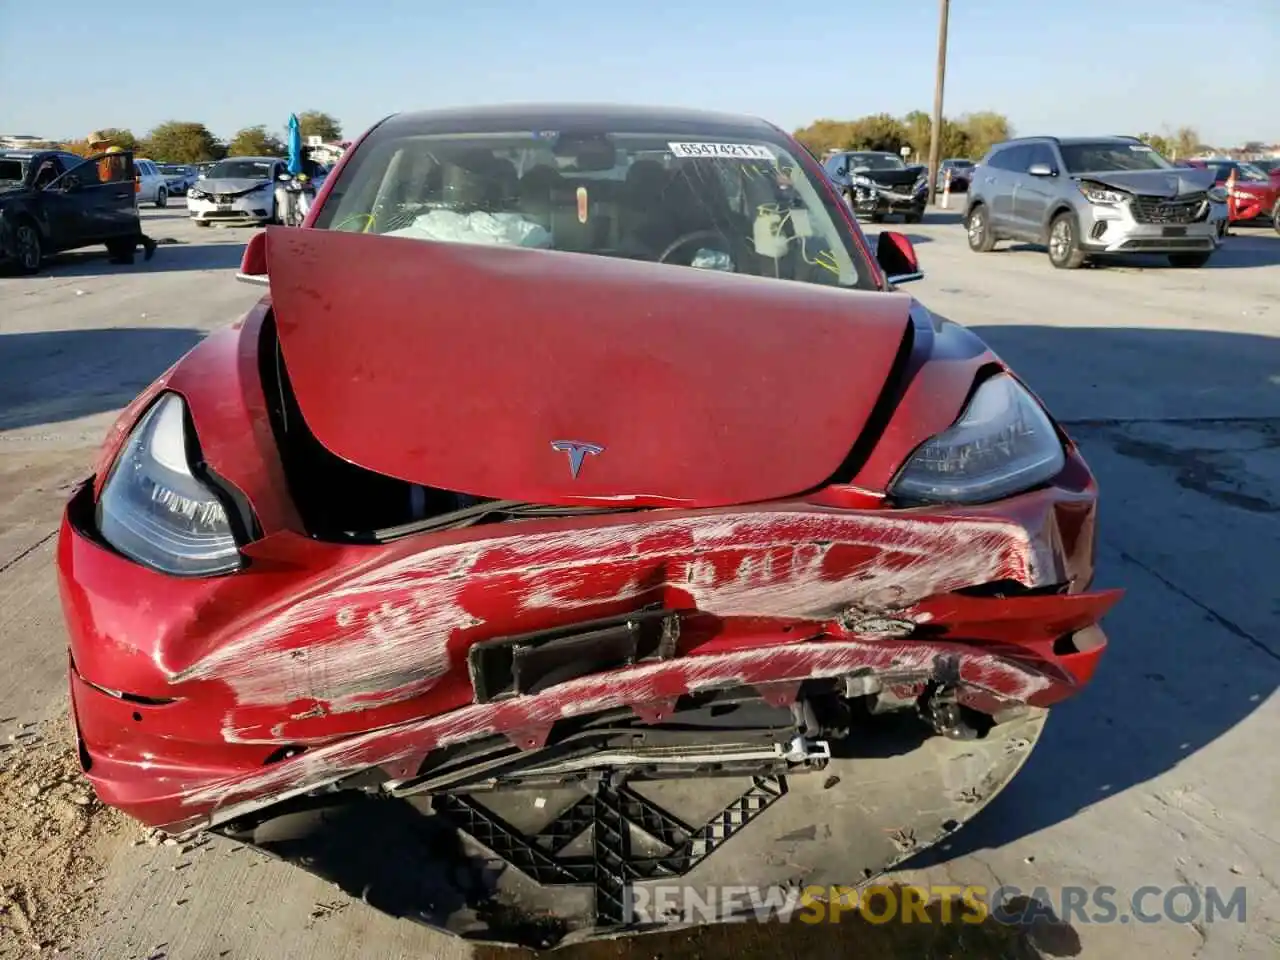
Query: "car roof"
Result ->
[[994, 135, 1141, 148], [375, 103, 778, 139], [1, 150, 42, 159], [216, 155, 281, 163]]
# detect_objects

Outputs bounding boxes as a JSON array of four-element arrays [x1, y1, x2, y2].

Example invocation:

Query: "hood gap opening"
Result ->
[[258, 314, 638, 542], [258, 312, 492, 540]]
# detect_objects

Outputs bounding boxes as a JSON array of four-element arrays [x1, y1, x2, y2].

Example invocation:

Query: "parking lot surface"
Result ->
[[1, 205, 1277, 959]]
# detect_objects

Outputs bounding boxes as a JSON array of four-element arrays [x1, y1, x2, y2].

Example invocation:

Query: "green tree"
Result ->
[[792, 119, 861, 156], [1137, 132, 1174, 157], [95, 127, 140, 152], [1172, 126, 1201, 160], [847, 113, 910, 153], [901, 113, 981, 163], [939, 120, 973, 160], [62, 128, 139, 157], [902, 111, 932, 162], [61, 139, 95, 158], [143, 121, 222, 162], [297, 110, 342, 142], [794, 109, 1012, 162], [955, 111, 1012, 158], [227, 125, 286, 157]]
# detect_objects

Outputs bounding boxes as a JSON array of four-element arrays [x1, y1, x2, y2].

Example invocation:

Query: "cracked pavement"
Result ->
[[1, 207, 1277, 958]]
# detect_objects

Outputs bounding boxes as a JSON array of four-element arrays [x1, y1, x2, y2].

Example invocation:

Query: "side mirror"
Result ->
[[236, 230, 269, 286], [1028, 162, 1056, 177], [876, 231, 923, 285]]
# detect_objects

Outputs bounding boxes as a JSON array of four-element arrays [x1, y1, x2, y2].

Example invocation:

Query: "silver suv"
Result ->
[[964, 136, 1228, 269]]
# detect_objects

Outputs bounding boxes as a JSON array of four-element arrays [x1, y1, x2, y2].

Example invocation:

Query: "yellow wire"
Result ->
[[332, 212, 375, 232], [752, 205, 838, 276]]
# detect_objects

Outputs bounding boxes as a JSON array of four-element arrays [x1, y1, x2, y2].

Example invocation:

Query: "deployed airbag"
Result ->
[[385, 210, 552, 248]]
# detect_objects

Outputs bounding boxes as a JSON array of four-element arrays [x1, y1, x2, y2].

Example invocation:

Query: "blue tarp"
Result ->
[[286, 114, 303, 175]]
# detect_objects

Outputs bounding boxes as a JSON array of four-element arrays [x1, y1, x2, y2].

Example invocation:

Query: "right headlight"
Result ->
[[188, 188, 207, 199], [96, 393, 243, 576], [889, 373, 1066, 505]]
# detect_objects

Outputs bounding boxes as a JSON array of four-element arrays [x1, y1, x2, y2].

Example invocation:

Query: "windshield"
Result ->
[[207, 159, 274, 179], [0, 159, 27, 185], [315, 128, 869, 289], [1060, 141, 1173, 174], [846, 153, 905, 171], [1231, 162, 1268, 182]]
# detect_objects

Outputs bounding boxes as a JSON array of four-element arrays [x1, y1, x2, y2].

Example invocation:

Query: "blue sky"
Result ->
[[1, 1, 1275, 147]]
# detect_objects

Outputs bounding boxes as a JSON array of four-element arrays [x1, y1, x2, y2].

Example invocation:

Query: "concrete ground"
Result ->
[[1, 204, 1277, 959]]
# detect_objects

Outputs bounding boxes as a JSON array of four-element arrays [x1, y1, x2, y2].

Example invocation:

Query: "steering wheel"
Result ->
[[657, 229, 737, 266]]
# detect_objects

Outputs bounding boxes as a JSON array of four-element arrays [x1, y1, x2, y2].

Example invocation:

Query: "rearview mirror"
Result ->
[[1028, 162, 1056, 177], [876, 231, 923, 285], [236, 230, 269, 286], [277, 172, 291, 181], [60, 174, 81, 191]]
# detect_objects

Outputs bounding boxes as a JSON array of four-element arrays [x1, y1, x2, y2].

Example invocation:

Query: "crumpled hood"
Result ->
[[192, 177, 272, 196], [854, 167, 924, 189], [1074, 168, 1217, 197], [265, 228, 913, 508]]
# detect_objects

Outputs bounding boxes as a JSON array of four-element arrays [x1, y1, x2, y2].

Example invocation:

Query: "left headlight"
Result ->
[[1078, 182, 1129, 205], [97, 393, 242, 576], [889, 373, 1066, 504]]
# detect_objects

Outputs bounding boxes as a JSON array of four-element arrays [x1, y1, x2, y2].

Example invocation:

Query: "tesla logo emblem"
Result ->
[[551, 440, 603, 478]]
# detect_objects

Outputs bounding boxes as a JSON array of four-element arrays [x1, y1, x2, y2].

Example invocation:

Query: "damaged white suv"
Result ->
[[964, 136, 1227, 269]]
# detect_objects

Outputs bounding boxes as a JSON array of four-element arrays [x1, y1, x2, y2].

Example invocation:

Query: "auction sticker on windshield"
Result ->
[[669, 142, 774, 161]]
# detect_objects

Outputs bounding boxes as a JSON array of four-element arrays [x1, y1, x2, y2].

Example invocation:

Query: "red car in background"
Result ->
[[1186, 159, 1280, 229]]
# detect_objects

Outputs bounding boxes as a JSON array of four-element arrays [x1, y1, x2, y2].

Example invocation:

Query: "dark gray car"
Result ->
[[963, 136, 1227, 269], [0, 149, 144, 274]]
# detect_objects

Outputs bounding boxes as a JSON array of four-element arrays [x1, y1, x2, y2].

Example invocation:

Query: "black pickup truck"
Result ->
[[0, 149, 142, 275], [822, 150, 928, 223]]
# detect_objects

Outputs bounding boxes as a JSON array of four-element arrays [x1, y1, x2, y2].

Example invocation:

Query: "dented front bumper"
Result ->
[[58, 465, 1116, 837]]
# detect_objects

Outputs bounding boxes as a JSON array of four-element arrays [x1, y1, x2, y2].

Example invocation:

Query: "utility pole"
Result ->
[[926, 0, 951, 200]]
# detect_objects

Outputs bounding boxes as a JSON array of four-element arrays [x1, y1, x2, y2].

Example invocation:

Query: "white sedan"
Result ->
[[186, 156, 288, 226]]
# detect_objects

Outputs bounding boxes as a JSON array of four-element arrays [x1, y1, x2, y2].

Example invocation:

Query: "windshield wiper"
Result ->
[[354, 499, 641, 544]]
